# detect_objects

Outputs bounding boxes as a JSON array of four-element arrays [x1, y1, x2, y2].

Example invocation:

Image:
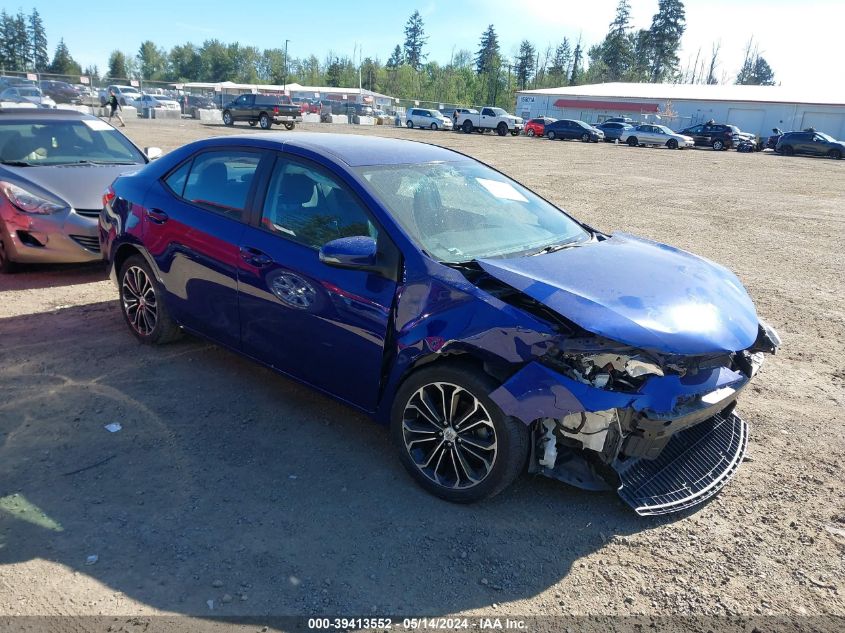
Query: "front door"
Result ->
[[237, 152, 398, 411], [143, 148, 265, 348]]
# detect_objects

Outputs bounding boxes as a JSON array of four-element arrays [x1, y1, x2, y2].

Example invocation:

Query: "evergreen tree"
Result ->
[[570, 38, 583, 84], [736, 38, 775, 86], [83, 64, 100, 82], [137, 40, 166, 80], [600, 0, 635, 80], [12, 11, 30, 71], [386, 45, 403, 69], [403, 11, 427, 70], [474, 25, 499, 75], [631, 29, 654, 80], [107, 50, 128, 80], [28, 9, 48, 72], [648, 0, 686, 81], [48, 39, 81, 75], [514, 40, 536, 90], [548, 38, 572, 85]]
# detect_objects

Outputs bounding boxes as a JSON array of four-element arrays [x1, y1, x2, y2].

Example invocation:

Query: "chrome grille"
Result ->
[[616, 412, 748, 516], [74, 208, 102, 218], [69, 234, 101, 253]]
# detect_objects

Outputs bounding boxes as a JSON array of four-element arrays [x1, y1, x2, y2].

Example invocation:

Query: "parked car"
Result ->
[[620, 124, 694, 149], [0, 108, 159, 272], [136, 94, 181, 112], [604, 116, 634, 124], [457, 106, 523, 136], [222, 93, 302, 130], [39, 80, 81, 104], [0, 87, 55, 109], [524, 117, 557, 137], [181, 95, 217, 117], [594, 121, 633, 141], [98, 85, 142, 107], [406, 108, 453, 130], [776, 130, 844, 159], [99, 133, 780, 515], [545, 119, 604, 142], [677, 122, 753, 151]]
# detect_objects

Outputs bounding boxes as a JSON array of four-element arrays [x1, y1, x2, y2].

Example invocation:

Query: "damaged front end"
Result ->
[[490, 322, 781, 515]]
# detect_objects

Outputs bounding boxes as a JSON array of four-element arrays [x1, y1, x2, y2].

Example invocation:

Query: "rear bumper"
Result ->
[[272, 114, 303, 123]]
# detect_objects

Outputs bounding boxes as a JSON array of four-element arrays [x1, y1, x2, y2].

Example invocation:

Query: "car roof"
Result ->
[[0, 108, 93, 121], [207, 132, 470, 167]]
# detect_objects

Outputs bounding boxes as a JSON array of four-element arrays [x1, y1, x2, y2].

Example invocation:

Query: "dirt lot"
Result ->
[[1, 118, 843, 630]]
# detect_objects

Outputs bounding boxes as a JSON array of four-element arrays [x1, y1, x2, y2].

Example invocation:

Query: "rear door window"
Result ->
[[179, 150, 263, 219]]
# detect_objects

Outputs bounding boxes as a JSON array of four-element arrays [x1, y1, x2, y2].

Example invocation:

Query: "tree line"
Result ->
[[1, 1, 776, 108]]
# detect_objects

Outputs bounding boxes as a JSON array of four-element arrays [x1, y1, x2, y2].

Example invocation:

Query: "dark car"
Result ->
[[678, 122, 752, 151], [222, 93, 302, 130], [545, 119, 604, 142], [0, 108, 156, 272], [39, 80, 80, 104], [594, 121, 633, 141], [181, 95, 217, 117], [604, 117, 634, 124], [99, 133, 780, 515], [776, 130, 844, 159]]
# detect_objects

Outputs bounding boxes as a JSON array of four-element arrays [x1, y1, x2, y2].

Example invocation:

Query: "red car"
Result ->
[[524, 117, 557, 138]]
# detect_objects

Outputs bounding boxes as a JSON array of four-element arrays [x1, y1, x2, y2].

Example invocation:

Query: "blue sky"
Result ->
[[25, 0, 843, 89]]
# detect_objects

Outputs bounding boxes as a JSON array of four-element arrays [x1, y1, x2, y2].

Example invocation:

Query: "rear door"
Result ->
[[143, 148, 267, 348], [237, 152, 399, 410]]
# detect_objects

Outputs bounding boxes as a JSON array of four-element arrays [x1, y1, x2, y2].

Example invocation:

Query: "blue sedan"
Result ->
[[100, 133, 780, 514]]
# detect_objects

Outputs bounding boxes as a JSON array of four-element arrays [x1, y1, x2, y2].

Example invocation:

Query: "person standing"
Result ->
[[107, 90, 125, 127]]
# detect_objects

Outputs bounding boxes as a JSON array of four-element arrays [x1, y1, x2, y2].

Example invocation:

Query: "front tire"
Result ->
[[781, 145, 794, 156], [259, 113, 272, 130], [497, 122, 508, 137], [430, 122, 438, 130], [406, 120, 414, 128], [581, 132, 591, 142], [391, 364, 529, 503], [222, 110, 234, 126], [667, 139, 678, 150], [547, 130, 556, 140], [118, 255, 181, 345], [526, 128, 535, 137], [828, 149, 842, 159], [0, 234, 17, 274]]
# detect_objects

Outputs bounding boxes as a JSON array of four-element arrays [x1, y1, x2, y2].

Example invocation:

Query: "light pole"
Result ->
[[283, 39, 290, 92]]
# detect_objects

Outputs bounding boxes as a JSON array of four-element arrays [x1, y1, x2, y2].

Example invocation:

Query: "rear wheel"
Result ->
[[627, 136, 639, 147], [118, 255, 181, 345], [547, 130, 556, 140], [222, 110, 234, 126], [828, 149, 842, 160], [497, 122, 508, 136], [248, 120, 256, 127], [283, 122, 295, 130], [391, 364, 529, 503], [259, 113, 272, 129], [781, 145, 794, 156], [667, 139, 678, 150], [462, 120, 473, 134], [712, 138, 725, 151]]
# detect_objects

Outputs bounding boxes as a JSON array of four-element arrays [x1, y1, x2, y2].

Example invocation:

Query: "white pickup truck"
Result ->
[[457, 106, 524, 136]]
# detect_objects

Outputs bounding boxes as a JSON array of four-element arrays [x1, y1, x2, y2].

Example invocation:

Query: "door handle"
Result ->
[[145, 208, 168, 224], [240, 246, 273, 267]]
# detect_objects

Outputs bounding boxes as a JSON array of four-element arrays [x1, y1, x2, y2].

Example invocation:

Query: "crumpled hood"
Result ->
[[3, 164, 143, 210], [477, 233, 760, 355]]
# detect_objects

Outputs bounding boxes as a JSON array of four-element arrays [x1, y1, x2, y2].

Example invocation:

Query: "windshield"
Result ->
[[120, 88, 140, 95], [817, 132, 835, 142], [0, 119, 146, 166], [355, 161, 590, 263], [19, 88, 40, 96], [490, 108, 508, 116]]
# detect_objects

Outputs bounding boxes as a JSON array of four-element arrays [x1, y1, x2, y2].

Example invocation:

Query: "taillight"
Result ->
[[102, 186, 115, 208], [274, 106, 279, 114]]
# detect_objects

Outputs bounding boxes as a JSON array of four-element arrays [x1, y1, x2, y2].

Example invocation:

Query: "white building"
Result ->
[[515, 83, 845, 138]]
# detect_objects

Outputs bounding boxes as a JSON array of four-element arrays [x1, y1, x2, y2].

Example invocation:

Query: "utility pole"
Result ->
[[283, 39, 290, 92]]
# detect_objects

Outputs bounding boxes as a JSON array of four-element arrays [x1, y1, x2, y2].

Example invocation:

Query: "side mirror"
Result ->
[[319, 236, 377, 270], [144, 147, 163, 161]]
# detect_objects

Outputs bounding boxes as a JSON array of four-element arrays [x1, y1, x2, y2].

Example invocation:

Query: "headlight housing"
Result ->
[[0, 181, 66, 215]]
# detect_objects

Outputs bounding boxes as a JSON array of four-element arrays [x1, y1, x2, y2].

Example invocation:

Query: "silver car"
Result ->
[[620, 124, 694, 149], [0, 109, 160, 272], [405, 108, 453, 130], [0, 87, 56, 109]]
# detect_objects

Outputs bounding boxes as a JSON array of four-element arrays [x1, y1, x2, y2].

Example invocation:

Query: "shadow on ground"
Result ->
[[0, 301, 660, 617], [0, 262, 107, 292]]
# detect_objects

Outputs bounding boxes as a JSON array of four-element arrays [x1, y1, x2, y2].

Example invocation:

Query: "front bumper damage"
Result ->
[[489, 342, 768, 515]]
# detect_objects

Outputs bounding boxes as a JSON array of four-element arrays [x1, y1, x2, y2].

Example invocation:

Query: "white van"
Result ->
[[405, 108, 453, 130]]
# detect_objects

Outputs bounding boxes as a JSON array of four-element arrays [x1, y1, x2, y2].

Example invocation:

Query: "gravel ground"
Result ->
[[0, 118, 843, 630]]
